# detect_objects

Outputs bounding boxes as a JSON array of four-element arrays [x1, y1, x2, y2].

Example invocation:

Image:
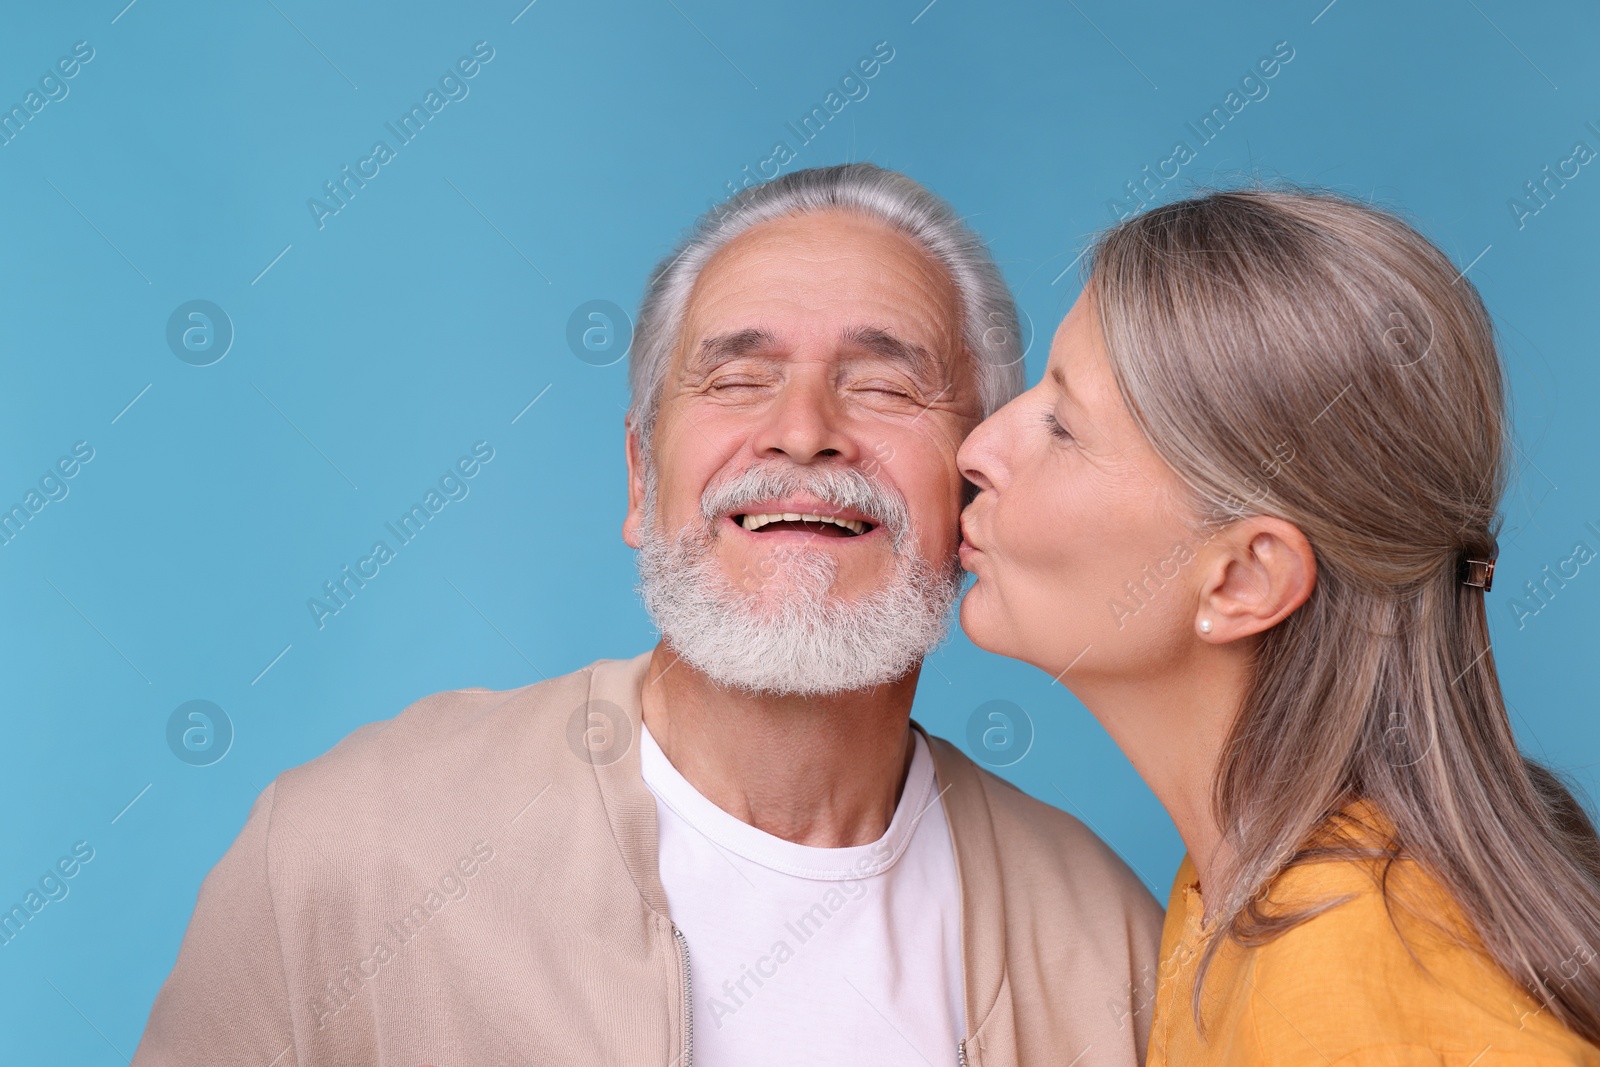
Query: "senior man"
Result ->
[[132, 164, 1161, 1067]]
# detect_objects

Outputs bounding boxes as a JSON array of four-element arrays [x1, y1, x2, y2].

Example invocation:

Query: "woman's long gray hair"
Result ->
[[1087, 186, 1600, 1040]]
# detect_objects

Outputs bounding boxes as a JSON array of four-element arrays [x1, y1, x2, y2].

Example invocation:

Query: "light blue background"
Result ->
[[1, 0, 1595, 1057]]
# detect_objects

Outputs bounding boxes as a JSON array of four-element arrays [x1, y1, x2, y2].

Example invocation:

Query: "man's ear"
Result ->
[[622, 421, 647, 550], [1194, 516, 1316, 642]]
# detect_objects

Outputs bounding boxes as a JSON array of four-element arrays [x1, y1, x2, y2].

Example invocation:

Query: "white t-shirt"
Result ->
[[640, 721, 966, 1066]]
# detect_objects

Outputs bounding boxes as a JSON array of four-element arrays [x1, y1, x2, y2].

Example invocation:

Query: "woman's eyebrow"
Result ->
[[1048, 363, 1079, 405]]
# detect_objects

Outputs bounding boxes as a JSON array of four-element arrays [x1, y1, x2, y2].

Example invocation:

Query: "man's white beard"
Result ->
[[634, 459, 966, 697]]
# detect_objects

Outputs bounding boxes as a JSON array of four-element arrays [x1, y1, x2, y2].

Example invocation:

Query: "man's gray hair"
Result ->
[[625, 163, 1026, 457]]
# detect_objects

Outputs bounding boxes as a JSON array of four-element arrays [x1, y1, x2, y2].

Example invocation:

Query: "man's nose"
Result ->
[[752, 372, 860, 465]]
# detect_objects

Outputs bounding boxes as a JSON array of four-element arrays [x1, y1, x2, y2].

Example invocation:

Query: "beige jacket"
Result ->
[[132, 651, 1162, 1066]]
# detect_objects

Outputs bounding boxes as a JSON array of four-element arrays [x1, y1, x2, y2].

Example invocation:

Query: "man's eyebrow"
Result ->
[[688, 325, 942, 380], [689, 328, 779, 373], [840, 325, 939, 379]]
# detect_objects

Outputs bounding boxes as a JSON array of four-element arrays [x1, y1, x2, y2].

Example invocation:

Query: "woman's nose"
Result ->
[[957, 410, 1004, 492]]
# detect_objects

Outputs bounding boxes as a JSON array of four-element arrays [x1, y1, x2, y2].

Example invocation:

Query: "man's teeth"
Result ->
[[739, 512, 866, 535]]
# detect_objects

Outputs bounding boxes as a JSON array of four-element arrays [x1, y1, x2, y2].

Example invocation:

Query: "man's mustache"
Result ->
[[697, 461, 912, 550]]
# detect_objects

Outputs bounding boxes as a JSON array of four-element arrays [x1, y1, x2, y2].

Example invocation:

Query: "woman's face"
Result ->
[[956, 288, 1205, 687]]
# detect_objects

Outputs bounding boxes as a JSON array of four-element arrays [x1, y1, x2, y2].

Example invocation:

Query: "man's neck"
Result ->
[[638, 642, 920, 848]]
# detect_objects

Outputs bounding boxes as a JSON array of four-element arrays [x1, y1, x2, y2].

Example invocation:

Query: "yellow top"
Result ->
[[1147, 809, 1600, 1066]]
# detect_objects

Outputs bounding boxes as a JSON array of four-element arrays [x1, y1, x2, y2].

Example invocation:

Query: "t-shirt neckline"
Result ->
[[639, 721, 938, 881]]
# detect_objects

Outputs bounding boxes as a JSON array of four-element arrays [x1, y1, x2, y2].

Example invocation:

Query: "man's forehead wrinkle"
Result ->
[[674, 227, 967, 394]]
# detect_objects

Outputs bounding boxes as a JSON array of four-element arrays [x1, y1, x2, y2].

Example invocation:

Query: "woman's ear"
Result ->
[[1194, 516, 1317, 641]]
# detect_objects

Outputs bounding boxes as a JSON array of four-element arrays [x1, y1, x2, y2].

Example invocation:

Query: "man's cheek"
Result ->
[[862, 439, 896, 479], [664, 476, 724, 539], [902, 458, 967, 535]]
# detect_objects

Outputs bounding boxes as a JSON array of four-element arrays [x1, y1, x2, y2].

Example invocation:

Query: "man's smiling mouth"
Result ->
[[733, 513, 874, 537]]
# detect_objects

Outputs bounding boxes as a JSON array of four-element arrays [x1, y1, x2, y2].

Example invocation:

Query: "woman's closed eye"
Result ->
[[1040, 409, 1073, 442]]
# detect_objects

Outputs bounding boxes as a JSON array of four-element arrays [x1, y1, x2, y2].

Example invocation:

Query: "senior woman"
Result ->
[[956, 187, 1600, 1064]]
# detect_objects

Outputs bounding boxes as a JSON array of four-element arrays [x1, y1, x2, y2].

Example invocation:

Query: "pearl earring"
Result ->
[[1199, 619, 1213, 634]]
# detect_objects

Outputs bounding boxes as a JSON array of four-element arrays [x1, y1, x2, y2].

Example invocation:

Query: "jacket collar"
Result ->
[[583, 649, 670, 914]]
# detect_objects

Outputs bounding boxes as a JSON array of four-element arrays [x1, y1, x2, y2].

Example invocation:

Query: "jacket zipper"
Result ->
[[958, 1038, 968, 1066], [672, 923, 694, 1067]]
